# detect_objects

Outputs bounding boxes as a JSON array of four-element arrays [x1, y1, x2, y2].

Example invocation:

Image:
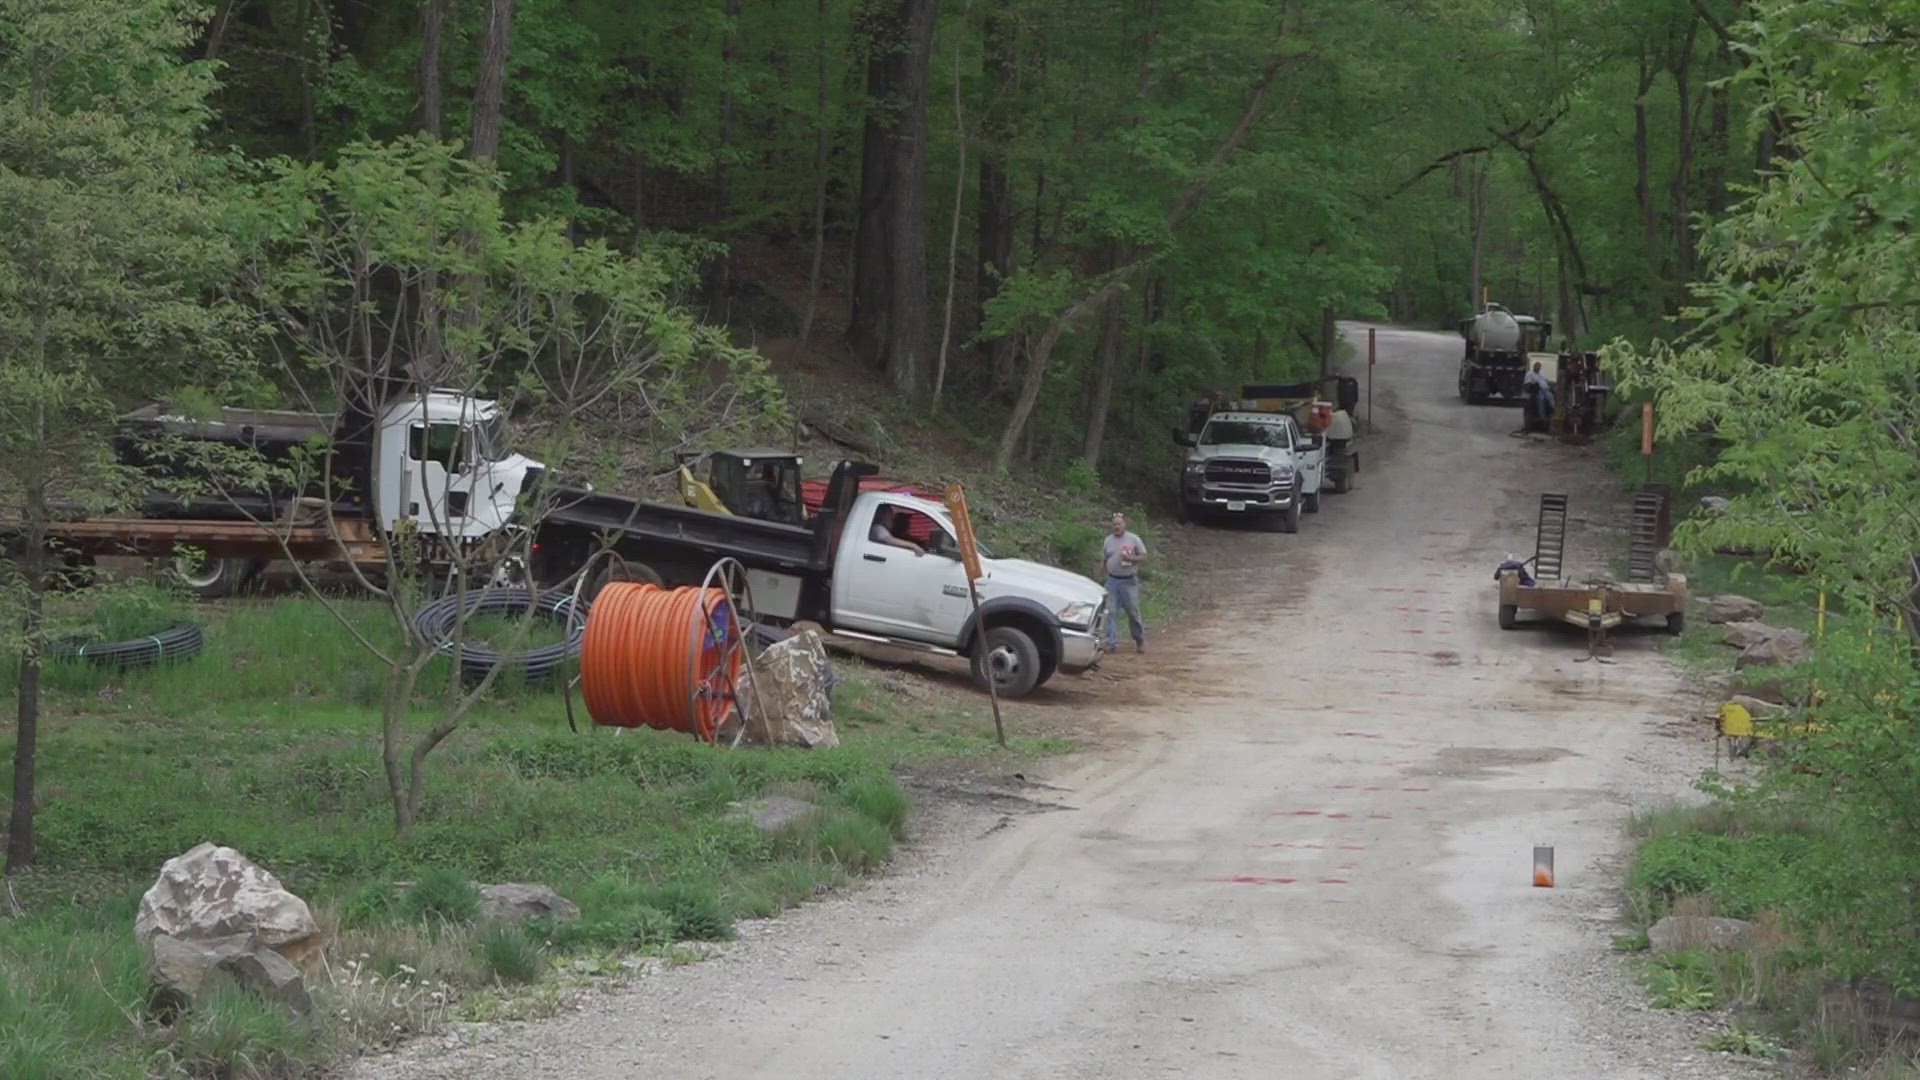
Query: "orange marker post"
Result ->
[[1641, 402, 1655, 484], [1533, 846, 1555, 888], [945, 483, 1005, 749]]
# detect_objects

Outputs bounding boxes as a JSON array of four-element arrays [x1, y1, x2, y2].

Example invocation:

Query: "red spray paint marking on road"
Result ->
[[1278, 809, 1323, 817], [1207, 876, 1297, 886], [1330, 784, 1357, 791], [1368, 812, 1394, 820], [1319, 878, 1351, 886], [1402, 786, 1431, 792], [1250, 841, 1326, 849], [1338, 844, 1368, 851], [1325, 812, 1351, 820], [1370, 649, 1428, 657], [1338, 731, 1386, 740]]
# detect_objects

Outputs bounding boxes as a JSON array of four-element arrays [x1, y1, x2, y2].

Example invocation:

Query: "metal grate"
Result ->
[[1627, 491, 1665, 583], [1534, 493, 1569, 582]]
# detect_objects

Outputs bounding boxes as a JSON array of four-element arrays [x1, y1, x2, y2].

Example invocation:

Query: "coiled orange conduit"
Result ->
[[580, 582, 741, 741]]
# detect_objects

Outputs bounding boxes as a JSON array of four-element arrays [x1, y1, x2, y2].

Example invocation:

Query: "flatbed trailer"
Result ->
[[1496, 492, 1687, 652]]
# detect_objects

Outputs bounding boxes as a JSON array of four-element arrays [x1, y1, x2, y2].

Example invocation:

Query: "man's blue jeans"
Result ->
[[1106, 575, 1145, 649]]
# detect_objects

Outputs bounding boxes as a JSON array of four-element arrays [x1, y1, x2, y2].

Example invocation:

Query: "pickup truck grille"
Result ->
[[1204, 459, 1270, 485]]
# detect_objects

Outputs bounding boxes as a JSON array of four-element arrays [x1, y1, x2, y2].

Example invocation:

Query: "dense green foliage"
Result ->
[[1612, 0, 1920, 1000], [1609, 1, 1920, 1027], [48, 0, 1754, 475]]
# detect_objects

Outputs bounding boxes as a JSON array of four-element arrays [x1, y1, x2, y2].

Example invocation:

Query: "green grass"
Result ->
[[474, 924, 544, 986], [0, 592, 982, 1078]]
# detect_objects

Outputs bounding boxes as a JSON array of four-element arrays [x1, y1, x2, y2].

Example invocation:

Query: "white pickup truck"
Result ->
[[824, 492, 1110, 696], [1174, 410, 1326, 532], [533, 464, 1112, 698]]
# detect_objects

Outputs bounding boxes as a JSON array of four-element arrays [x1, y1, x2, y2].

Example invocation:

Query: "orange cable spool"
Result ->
[[580, 581, 743, 741]]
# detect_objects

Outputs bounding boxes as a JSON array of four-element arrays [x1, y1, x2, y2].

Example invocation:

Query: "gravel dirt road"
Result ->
[[355, 324, 1763, 1079]]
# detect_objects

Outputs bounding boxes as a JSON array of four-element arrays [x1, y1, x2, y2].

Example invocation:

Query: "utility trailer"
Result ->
[[1496, 492, 1687, 654]]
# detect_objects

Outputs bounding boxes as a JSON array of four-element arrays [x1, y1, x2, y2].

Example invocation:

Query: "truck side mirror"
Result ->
[[1304, 434, 1324, 450], [1171, 428, 1195, 447]]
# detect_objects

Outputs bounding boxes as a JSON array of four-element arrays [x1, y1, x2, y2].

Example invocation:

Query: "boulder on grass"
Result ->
[[1732, 677, 1792, 705], [724, 630, 839, 749], [1648, 915, 1755, 954], [1721, 621, 1777, 649], [136, 843, 323, 968], [1701, 595, 1765, 624], [745, 796, 825, 834], [1738, 627, 1811, 669], [1727, 695, 1789, 720], [149, 932, 312, 1019], [477, 884, 580, 923]]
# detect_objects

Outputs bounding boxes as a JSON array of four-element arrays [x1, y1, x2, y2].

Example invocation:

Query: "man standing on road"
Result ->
[[1101, 513, 1147, 654]]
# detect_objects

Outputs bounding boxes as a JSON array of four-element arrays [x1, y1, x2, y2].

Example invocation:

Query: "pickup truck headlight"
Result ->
[[1182, 462, 1205, 476], [1056, 600, 1100, 628]]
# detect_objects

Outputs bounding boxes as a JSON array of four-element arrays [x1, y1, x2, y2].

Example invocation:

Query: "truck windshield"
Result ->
[[1199, 420, 1288, 448], [476, 416, 508, 461]]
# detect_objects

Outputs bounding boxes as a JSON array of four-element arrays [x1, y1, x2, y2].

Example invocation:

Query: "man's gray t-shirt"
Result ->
[[1103, 532, 1145, 578]]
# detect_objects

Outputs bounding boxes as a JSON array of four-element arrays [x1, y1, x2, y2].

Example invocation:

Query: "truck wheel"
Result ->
[[1276, 498, 1301, 534], [173, 556, 259, 600], [1498, 604, 1519, 630], [971, 625, 1042, 698], [1666, 612, 1686, 636], [585, 559, 663, 603], [1304, 491, 1321, 514]]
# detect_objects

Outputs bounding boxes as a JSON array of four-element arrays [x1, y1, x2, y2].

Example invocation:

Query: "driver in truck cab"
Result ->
[[870, 506, 926, 557]]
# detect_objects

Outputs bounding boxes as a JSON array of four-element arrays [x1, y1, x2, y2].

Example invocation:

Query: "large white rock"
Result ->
[[136, 842, 323, 968], [728, 630, 839, 749]]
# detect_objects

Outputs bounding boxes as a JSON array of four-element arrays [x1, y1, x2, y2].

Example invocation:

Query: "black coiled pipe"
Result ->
[[48, 622, 204, 669], [413, 588, 588, 685]]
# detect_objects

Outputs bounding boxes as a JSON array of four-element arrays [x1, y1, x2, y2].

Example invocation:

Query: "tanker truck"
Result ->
[[1456, 303, 1555, 404]]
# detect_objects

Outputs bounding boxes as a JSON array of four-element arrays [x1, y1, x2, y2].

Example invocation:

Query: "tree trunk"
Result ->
[[204, 0, 243, 60], [468, 0, 516, 164], [1083, 295, 1123, 467], [4, 410, 47, 874], [295, 0, 318, 160], [1705, 58, 1732, 217], [974, 1, 1018, 387], [1318, 306, 1336, 379], [934, 2, 970, 404], [1468, 156, 1488, 311], [1670, 19, 1700, 279], [715, 0, 745, 320], [1634, 53, 1659, 283], [630, 58, 649, 240], [800, 0, 831, 345], [848, 0, 940, 392], [381, 661, 428, 835], [420, 0, 450, 139]]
